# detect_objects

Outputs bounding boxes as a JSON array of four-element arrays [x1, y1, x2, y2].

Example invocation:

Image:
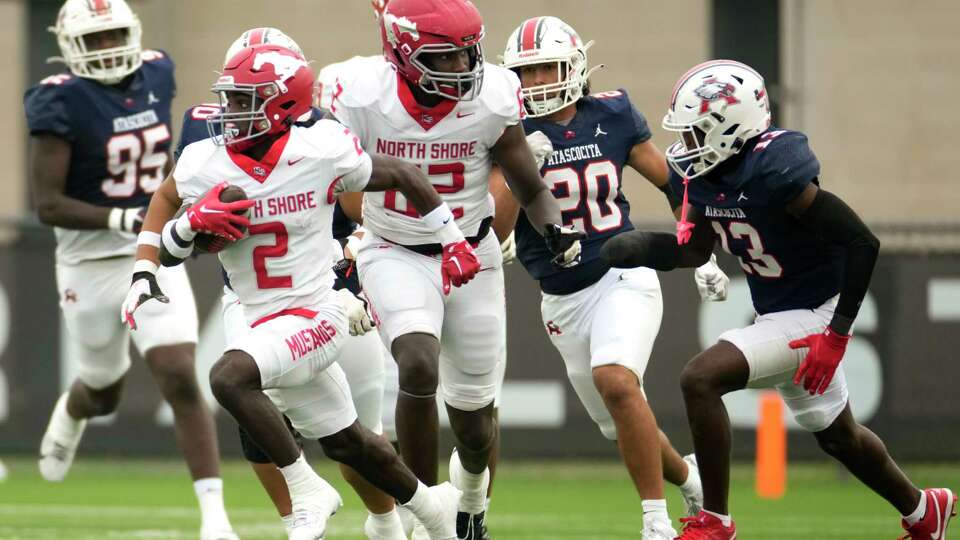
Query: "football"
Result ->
[[180, 184, 249, 254]]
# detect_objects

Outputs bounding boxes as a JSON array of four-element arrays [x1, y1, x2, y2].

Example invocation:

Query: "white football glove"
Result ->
[[526, 130, 554, 169], [500, 231, 517, 265], [120, 265, 169, 330], [335, 288, 374, 336], [694, 254, 730, 302]]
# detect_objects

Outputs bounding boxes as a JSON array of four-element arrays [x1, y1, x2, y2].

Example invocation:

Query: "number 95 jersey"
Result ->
[[23, 50, 175, 264], [174, 120, 372, 325], [329, 56, 523, 245]]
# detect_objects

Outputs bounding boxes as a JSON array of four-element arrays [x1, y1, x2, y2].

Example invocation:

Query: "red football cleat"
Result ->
[[900, 488, 957, 539], [676, 511, 736, 539]]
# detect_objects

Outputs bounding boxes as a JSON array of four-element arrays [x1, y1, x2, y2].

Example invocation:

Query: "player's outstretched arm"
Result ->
[[492, 125, 584, 266], [30, 134, 144, 233], [601, 207, 716, 271]]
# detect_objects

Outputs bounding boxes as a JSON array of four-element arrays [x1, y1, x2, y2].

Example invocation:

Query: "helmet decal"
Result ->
[[383, 12, 420, 47], [693, 78, 740, 113], [253, 50, 308, 91]]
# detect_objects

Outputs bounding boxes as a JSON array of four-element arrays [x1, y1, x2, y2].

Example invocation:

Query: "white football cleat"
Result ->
[[423, 482, 462, 540], [680, 454, 704, 516], [363, 511, 407, 540], [200, 525, 240, 540], [38, 393, 87, 482], [287, 477, 343, 540], [642, 517, 678, 540]]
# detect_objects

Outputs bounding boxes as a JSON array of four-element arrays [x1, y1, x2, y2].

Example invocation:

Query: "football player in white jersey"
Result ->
[[123, 44, 479, 540], [23, 1, 236, 538], [170, 28, 410, 539], [328, 0, 582, 537]]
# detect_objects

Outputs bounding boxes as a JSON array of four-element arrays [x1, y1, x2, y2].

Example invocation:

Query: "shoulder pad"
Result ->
[[479, 64, 523, 120], [586, 88, 632, 113], [752, 129, 821, 203], [325, 56, 390, 109], [23, 79, 73, 138]]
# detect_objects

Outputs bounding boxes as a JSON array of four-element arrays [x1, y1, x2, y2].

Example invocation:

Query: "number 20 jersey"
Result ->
[[23, 50, 175, 264], [515, 89, 651, 294], [174, 120, 372, 325], [329, 56, 523, 245]]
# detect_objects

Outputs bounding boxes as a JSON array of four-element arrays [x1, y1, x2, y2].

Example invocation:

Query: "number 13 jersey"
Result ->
[[23, 50, 175, 264], [329, 56, 523, 245]]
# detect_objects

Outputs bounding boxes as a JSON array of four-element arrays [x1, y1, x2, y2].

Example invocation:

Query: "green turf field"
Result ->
[[0, 458, 955, 539]]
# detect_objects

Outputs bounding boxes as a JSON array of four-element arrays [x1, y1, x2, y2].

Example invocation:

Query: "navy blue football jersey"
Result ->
[[24, 50, 176, 209], [669, 127, 843, 314], [515, 89, 649, 294]]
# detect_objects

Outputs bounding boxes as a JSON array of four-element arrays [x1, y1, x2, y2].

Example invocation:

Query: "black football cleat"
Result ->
[[457, 511, 490, 540]]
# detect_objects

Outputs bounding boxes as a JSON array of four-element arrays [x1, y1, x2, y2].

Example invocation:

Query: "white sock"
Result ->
[[367, 509, 404, 534], [679, 467, 702, 497], [485, 496, 491, 511], [903, 490, 927, 526], [642, 499, 670, 524], [402, 481, 442, 530], [281, 513, 295, 531], [194, 477, 230, 528], [279, 454, 320, 500], [53, 393, 84, 432], [704, 509, 732, 528], [455, 466, 489, 514]]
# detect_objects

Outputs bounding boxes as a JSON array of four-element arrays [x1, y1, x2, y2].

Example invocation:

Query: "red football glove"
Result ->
[[440, 240, 481, 295], [789, 327, 851, 395], [185, 182, 255, 240]]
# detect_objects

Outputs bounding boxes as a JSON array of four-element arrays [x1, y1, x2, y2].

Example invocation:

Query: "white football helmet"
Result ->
[[224, 27, 304, 66], [662, 60, 771, 178], [48, 0, 143, 84], [502, 16, 601, 117]]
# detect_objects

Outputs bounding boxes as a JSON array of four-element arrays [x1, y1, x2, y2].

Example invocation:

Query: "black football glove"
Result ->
[[543, 223, 585, 268]]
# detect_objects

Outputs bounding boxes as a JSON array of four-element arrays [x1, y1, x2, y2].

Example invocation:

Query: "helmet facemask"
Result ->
[[53, 22, 142, 84], [512, 42, 599, 118], [662, 114, 727, 178], [411, 42, 485, 101], [207, 81, 280, 151]]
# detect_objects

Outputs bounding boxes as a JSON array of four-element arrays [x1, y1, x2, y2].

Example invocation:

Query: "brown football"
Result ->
[[187, 185, 249, 254]]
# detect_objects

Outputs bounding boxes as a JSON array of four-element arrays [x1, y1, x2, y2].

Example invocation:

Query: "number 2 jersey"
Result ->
[[329, 56, 523, 245], [515, 89, 650, 294], [668, 127, 844, 315], [23, 50, 175, 264], [174, 120, 372, 324]]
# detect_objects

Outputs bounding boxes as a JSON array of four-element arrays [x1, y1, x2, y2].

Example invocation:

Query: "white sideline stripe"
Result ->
[[928, 278, 960, 320]]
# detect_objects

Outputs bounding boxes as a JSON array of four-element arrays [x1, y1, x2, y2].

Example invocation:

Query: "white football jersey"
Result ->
[[175, 119, 372, 324], [330, 56, 523, 245]]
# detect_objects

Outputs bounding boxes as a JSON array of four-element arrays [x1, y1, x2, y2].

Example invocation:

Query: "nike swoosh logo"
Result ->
[[199, 207, 224, 214], [931, 493, 943, 539], [456, 111, 475, 118], [442, 217, 451, 224], [288, 157, 305, 166]]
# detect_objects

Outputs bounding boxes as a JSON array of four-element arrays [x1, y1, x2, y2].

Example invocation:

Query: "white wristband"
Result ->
[[137, 231, 161, 248], [344, 233, 363, 258], [133, 259, 158, 275], [162, 220, 194, 259], [107, 208, 124, 231], [422, 203, 455, 232], [174, 212, 198, 241]]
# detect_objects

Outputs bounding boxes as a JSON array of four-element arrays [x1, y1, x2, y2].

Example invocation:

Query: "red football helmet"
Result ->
[[379, 0, 485, 101], [207, 44, 315, 150]]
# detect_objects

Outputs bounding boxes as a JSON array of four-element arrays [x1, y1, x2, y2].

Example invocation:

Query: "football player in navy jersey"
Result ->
[[22, 1, 237, 539], [171, 28, 410, 540], [603, 60, 956, 540], [500, 17, 730, 539]]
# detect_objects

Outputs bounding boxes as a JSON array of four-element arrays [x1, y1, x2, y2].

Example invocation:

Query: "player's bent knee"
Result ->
[[592, 365, 643, 408], [209, 351, 260, 402], [395, 349, 439, 396], [679, 355, 719, 398], [319, 422, 371, 466]]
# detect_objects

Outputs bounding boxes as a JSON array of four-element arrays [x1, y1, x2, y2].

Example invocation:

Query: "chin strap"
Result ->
[[676, 176, 694, 245]]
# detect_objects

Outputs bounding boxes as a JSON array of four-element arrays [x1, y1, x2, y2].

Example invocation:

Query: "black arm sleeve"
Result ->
[[601, 231, 681, 270], [658, 182, 683, 211], [794, 189, 879, 335]]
